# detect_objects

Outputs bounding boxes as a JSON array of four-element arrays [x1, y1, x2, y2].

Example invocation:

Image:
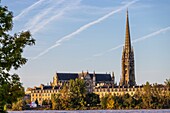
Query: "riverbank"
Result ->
[[8, 109, 170, 113]]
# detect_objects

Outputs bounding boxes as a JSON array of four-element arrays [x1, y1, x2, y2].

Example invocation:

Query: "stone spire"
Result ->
[[120, 9, 136, 87], [125, 9, 131, 53]]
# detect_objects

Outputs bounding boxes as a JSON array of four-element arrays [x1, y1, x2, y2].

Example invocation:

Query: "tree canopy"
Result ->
[[0, 1, 35, 112], [51, 79, 87, 110]]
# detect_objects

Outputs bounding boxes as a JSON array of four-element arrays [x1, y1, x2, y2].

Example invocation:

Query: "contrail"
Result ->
[[93, 26, 170, 57], [33, 0, 139, 59], [31, 0, 81, 35], [132, 26, 170, 43], [14, 0, 46, 21], [31, 12, 64, 34], [33, 43, 61, 60], [25, 6, 55, 31], [93, 44, 124, 57], [25, 0, 66, 34]]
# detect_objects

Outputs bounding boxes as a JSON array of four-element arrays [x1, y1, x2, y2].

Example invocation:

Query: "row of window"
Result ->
[[95, 88, 143, 92], [32, 93, 51, 97], [32, 90, 58, 93], [97, 92, 134, 97], [31, 97, 51, 102]]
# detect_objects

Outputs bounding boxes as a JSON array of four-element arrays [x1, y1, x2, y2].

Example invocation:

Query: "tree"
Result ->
[[12, 98, 25, 111], [133, 93, 143, 109], [163, 78, 170, 108], [106, 95, 114, 109], [51, 79, 86, 110], [51, 94, 62, 110], [100, 95, 108, 109], [85, 93, 100, 107], [69, 79, 86, 109], [42, 99, 48, 106], [112, 95, 121, 109], [0, 1, 35, 112], [141, 81, 153, 108], [164, 78, 170, 90], [59, 85, 70, 109]]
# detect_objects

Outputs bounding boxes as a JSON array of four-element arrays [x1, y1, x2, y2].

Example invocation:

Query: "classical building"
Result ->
[[29, 71, 115, 105], [120, 10, 136, 86], [30, 84, 59, 104]]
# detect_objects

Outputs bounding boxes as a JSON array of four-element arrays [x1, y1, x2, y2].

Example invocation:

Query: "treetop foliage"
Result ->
[[0, 1, 35, 112]]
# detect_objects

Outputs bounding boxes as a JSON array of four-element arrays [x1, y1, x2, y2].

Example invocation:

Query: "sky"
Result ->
[[1, 0, 170, 88]]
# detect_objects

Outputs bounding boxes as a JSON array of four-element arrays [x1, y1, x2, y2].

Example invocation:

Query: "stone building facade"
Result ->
[[29, 71, 115, 105], [30, 85, 59, 104]]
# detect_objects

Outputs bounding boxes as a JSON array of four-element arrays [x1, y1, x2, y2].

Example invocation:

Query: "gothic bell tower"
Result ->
[[120, 9, 136, 87]]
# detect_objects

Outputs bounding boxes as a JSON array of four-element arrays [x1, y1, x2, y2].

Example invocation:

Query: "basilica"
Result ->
[[27, 10, 166, 105]]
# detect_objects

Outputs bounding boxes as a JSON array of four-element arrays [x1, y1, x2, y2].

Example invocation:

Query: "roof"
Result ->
[[43, 86, 52, 90], [33, 85, 60, 90], [89, 74, 112, 82], [56, 72, 112, 82], [57, 73, 79, 81]]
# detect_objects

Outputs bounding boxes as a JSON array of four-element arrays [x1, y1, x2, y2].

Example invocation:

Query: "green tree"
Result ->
[[60, 85, 70, 109], [106, 95, 114, 109], [51, 94, 62, 110], [69, 79, 86, 109], [116, 95, 124, 109], [85, 93, 100, 107], [163, 79, 170, 108], [142, 81, 153, 108], [133, 93, 143, 109], [51, 79, 86, 110], [164, 78, 170, 90], [112, 95, 120, 109], [51, 84, 71, 110], [42, 99, 48, 106], [100, 95, 108, 109], [12, 98, 25, 111], [152, 83, 163, 109], [0, 1, 35, 112]]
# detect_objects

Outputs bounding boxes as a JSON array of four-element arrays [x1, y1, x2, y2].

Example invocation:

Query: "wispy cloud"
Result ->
[[78, 5, 115, 15], [14, 0, 46, 21], [24, 0, 69, 34], [15, 0, 80, 35], [32, 0, 139, 60], [31, 0, 81, 35], [24, 6, 56, 31], [132, 27, 170, 43], [93, 26, 170, 57]]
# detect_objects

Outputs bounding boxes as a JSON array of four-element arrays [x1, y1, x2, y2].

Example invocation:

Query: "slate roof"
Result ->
[[35, 87, 41, 90], [54, 86, 60, 89], [43, 86, 52, 90], [90, 74, 112, 82], [56, 72, 112, 82], [57, 73, 79, 81]]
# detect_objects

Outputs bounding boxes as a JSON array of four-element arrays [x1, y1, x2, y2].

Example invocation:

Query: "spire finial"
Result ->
[[125, 8, 131, 52], [126, 8, 129, 18]]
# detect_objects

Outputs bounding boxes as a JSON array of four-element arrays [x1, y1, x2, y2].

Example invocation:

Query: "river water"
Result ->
[[8, 109, 170, 113]]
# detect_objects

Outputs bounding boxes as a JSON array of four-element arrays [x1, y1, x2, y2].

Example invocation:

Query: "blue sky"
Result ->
[[1, 0, 170, 88]]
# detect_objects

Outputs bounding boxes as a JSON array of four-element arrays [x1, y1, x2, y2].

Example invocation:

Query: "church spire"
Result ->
[[125, 9, 131, 52], [120, 9, 136, 87]]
